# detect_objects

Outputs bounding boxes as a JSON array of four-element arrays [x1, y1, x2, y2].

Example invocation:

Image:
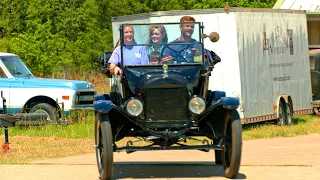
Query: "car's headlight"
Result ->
[[126, 98, 143, 116], [188, 96, 206, 114]]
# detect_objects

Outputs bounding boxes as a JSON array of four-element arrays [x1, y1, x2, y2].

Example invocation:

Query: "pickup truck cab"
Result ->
[[0, 52, 96, 123]]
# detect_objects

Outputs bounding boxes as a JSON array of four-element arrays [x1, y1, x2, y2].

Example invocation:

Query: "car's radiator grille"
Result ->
[[75, 91, 95, 105], [145, 88, 188, 122]]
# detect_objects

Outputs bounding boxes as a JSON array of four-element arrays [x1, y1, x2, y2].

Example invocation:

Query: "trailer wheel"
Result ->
[[313, 107, 320, 116], [221, 110, 242, 179], [278, 101, 286, 126], [285, 101, 293, 125], [95, 113, 113, 180]]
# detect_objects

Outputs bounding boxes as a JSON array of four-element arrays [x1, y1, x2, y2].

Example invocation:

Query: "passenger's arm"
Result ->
[[160, 47, 173, 64], [140, 47, 150, 64], [108, 47, 122, 76], [110, 63, 122, 76]]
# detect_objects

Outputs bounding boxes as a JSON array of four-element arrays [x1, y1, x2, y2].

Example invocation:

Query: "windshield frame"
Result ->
[[118, 22, 205, 68]]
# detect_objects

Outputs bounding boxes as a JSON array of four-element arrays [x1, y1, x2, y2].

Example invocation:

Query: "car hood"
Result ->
[[123, 64, 202, 93], [15, 77, 95, 90]]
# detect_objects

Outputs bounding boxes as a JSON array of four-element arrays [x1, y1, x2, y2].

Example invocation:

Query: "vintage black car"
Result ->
[[94, 22, 242, 180]]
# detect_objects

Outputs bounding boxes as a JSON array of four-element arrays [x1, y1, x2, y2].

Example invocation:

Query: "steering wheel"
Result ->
[[161, 43, 193, 64]]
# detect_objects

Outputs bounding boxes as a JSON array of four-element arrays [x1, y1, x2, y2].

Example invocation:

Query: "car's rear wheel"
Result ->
[[95, 113, 113, 180], [221, 110, 242, 179]]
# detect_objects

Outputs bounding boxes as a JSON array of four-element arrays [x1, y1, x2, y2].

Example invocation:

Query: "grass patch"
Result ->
[[2, 115, 95, 139], [242, 115, 320, 140], [0, 114, 320, 164]]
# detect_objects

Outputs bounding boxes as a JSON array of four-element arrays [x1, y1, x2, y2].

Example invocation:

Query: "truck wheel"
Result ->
[[30, 103, 58, 122], [285, 101, 293, 125], [95, 113, 113, 180], [278, 101, 286, 126], [221, 110, 242, 179]]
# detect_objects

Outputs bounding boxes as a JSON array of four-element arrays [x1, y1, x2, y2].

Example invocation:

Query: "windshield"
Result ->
[[1, 56, 33, 77], [117, 22, 204, 67]]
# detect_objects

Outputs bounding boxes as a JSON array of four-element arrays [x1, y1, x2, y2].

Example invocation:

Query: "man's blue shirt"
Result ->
[[163, 39, 202, 63]]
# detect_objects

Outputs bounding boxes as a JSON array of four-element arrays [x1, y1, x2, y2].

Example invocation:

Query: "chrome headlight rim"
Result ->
[[125, 97, 144, 117], [188, 95, 206, 115]]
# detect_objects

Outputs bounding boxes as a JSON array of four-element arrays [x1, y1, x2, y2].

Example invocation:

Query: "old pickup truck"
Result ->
[[0, 52, 96, 124]]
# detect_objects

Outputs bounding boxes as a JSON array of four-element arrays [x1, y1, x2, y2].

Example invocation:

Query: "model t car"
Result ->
[[94, 22, 242, 179]]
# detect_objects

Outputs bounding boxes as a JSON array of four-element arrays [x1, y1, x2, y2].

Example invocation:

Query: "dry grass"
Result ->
[[0, 136, 94, 164], [47, 69, 110, 94]]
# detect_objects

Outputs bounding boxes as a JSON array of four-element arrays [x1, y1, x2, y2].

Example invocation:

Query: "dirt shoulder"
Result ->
[[30, 133, 320, 166]]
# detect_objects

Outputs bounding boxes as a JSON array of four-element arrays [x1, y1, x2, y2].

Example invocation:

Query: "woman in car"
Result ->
[[146, 25, 172, 64], [109, 25, 149, 76]]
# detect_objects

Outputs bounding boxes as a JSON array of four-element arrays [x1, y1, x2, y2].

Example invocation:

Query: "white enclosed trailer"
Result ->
[[111, 8, 313, 124]]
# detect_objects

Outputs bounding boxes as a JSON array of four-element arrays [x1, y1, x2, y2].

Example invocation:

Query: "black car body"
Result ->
[[94, 22, 242, 180]]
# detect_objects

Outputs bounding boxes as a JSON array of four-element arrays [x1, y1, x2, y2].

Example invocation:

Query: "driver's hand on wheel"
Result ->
[[160, 56, 173, 64], [192, 48, 200, 56]]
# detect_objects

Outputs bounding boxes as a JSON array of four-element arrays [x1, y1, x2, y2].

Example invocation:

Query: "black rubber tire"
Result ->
[[278, 101, 286, 126], [214, 150, 222, 165], [95, 113, 113, 180], [221, 110, 242, 179], [285, 101, 293, 125], [30, 102, 58, 122]]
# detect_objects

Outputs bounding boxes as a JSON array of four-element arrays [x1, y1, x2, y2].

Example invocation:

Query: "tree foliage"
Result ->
[[0, 0, 276, 76]]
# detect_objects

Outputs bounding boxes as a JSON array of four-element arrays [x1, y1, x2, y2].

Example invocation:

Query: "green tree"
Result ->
[[0, 0, 278, 76]]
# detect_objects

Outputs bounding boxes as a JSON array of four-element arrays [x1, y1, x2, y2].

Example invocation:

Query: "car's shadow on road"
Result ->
[[113, 162, 246, 179]]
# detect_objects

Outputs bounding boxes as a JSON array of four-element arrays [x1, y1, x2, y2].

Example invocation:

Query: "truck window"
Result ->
[[0, 67, 7, 78], [1, 56, 33, 77]]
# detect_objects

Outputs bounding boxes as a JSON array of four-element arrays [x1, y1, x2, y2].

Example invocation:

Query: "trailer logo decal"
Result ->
[[273, 76, 290, 82], [269, 62, 293, 68], [262, 24, 293, 55]]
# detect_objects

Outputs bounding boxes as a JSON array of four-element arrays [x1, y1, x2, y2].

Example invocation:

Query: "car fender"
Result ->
[[208, 90, 226, 104], [217, 97, 240, 110], [94, 100, 114, 113], [197, 96, 239, 122]]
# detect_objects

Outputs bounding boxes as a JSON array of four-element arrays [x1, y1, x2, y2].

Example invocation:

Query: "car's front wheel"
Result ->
[[221, 110, 242, 179], [95, 113, 113, 180]]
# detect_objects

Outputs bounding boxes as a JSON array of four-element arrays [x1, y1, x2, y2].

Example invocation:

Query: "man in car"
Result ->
[[162, 16, 202, 64]]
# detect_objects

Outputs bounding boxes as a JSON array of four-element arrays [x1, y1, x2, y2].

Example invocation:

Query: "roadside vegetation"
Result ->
[[1, 113, 319, 164], [0, 0, 276, 77], [242, 115, 320, 140]]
